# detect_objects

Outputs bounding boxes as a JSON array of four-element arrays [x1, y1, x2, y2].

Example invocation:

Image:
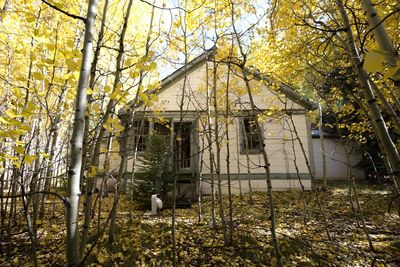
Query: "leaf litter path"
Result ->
[[1, 182, 399, 266]]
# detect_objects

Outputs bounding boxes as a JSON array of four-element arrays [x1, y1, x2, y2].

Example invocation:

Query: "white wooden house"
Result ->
[[114, 48, 318, 196], [311, 127, 365, 180]]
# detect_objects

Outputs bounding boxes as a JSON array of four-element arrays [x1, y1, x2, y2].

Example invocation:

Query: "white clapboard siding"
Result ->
[[199, 114, 311, 176], [312, 139, 364, 179], [104, 58, 316, 191], [146, 61, 305, 112]]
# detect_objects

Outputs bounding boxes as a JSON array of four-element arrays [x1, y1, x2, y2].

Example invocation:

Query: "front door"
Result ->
[[174, 122, 192, 169]]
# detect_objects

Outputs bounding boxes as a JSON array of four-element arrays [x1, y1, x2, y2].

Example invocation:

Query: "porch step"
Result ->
[[163, 179, 195, 208], [176, 201, 192, 208], [177, 177, 193, 183], [177, 172, 195, 183]]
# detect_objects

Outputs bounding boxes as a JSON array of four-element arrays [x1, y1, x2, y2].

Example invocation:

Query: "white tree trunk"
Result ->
[[336, 0, 400, 180], [66, 0, 97, 265], [319, 104, 327, 189], [361, 0, 398, 67]]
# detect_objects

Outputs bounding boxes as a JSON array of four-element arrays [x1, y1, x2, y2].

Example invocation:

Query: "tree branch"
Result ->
[[138, 0, 207, 14], [295, 19, 347, 33], [0, 191, 69, 205], [41, 0, 86, 23], [361, 8, 400, 51]]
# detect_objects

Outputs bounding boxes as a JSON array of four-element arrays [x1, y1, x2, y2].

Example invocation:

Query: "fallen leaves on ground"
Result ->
[[1, 182, 399, 266]]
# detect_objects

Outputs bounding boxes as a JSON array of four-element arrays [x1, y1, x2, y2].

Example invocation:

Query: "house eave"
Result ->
[[120, 47, 318, 117], [160, 47, 216, 91], [242, 68, 318, 111]]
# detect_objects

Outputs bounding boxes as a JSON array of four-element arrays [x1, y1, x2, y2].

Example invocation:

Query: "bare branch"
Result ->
[[41, 0, 86, 23], [0, 191, 69, 205], [360, 7, 400, 51], [138, 0, 207, 14]]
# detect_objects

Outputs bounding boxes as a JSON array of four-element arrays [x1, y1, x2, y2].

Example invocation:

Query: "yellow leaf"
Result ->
[[71, 49, 81, 58], [364, 51, 385, 73], [44, 233, 53, 240], [20, 124, 31, 131], [140, 93, 148, 104], [46, 43, 56, 51], [14, 140, 25, 146], [124, 58, 132, 68], [4, 109, 19, 118], [7, 129, 25, 139], [12, 87, 25, 98], [384, 65, 400, 80], [66, 59, 77, 71], [26, 102, 36, 113], [24, 155, 38, 164], [33, 72, 44, 80], [26, 14, 36, 23], [87, 88, 93, 95], [147, 50, 155, 57], [0, 117, 9, 124], [129, 70, 139, 79], [136, 62, 144, 70], [40, 153, 50, 158], [45, 58, 54, 65], [103, 119, 113, 131], [109, 91, 120, 100], [143, 62, 157, 71], [15, 146, 25, 154], [97, 254, 106, 264], [66, 39, 75, 48], [16, 76, 26, 82]]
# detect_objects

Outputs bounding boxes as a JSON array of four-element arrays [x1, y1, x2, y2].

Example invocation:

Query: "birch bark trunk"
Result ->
[[360, 0, 398, 68], [80, 0, 109, 254], [335, 0, 400, 184], [66, 1, 97, 265]]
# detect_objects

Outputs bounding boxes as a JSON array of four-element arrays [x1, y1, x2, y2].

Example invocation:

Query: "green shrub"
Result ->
[[131, 134, 172, 208]]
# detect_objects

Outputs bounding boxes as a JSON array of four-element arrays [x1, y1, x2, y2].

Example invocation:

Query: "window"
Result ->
[[240, 117, 261, 153], [153, 120, 171, 147], [128, 120, 149, 153]]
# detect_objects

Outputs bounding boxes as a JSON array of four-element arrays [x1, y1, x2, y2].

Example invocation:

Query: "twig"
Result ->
[[41, 0, 86, 23], [0, 191, 69, 205], [360, 8, 400, 50]]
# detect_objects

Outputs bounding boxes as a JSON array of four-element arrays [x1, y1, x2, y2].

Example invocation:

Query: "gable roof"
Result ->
[[159, 47, 318, 111], [160, 47, 216, 91], [121, 47, 318, 116], [250, 71, 318, 111]]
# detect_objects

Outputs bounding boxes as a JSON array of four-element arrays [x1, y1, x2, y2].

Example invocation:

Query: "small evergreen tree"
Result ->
[[131, 134, 172, 208]]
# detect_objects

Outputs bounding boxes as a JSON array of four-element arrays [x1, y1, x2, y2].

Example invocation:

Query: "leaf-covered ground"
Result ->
[[1, 182, 400, 266]]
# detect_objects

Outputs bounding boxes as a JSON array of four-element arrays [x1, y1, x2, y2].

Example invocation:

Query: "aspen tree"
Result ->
[[230, 1, 282, 264], [224, 52, 234, 245], [361, 0, 399, 78], [66, 0, 97, 265], [212, 56, 228, 244], [335, 0, 400, 191], [318, 104, 327, 189], [106, 0, 134, 247], [205, 58, 217, 229], [80, 0, 109, 254], [172, 6, 189, 265]]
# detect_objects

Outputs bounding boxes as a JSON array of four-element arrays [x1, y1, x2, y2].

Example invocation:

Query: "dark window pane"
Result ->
[[241, 117, 261, 153], [128, 120, 149, 152]]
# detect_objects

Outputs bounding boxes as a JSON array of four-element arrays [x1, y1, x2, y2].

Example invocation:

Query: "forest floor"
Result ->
[[1, 181, 400, 266]]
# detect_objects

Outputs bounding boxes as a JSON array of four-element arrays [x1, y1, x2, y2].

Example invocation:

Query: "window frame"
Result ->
[[239, 117, 262, 154], [128, 120, 150, 153]]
